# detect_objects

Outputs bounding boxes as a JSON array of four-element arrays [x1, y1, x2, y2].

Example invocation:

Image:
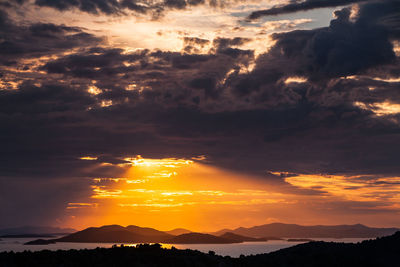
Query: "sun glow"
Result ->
[[65, 157, 400, 231], [64, 155, 295, 231]]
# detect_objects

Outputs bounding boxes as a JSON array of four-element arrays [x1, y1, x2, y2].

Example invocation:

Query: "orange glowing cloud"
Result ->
[[284, 173, 400, 210]]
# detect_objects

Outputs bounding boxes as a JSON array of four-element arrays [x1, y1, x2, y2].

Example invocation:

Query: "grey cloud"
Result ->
[[225, 0, 398, 105], [248, 0, 368, 20], [270, 6, 395, 79]]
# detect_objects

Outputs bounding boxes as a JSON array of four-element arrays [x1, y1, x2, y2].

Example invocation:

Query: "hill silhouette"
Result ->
[[125, 225, 170, 237], [33, 227, 276, 245], [56, 225, 172, 243], [245, 231, 400, 267], [25, 239, 56, 245], [4, 232, 400, 266], [214, 223, 399, 238]]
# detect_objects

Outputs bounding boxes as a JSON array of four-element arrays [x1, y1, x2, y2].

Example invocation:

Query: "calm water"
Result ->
[[0, 237, 368, 257]]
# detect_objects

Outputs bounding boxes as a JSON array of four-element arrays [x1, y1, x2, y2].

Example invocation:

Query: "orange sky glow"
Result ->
[[60, 156, 400, 231]]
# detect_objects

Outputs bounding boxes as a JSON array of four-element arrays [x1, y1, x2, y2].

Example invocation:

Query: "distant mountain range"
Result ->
[[25, 223, 399, 245], [212, 223, 399, 238]]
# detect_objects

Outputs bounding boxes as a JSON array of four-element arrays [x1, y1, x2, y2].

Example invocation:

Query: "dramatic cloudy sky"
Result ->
[[1, 0, 400, 231]]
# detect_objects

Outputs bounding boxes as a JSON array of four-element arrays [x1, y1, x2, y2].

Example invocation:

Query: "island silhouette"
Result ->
[[24, 223, 399, 245]]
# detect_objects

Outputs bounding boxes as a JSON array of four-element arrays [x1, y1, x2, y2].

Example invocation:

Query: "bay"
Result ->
[[0, 237, 369, 257]]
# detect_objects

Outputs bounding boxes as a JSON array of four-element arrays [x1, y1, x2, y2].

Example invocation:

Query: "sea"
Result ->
[[0, 237, 369, 257]]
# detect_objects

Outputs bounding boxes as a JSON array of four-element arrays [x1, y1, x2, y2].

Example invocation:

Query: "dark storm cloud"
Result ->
[[10, 0, 241, 16], [1, 0, 400, 183], [356, 0, 400, 39], [0, 11, 101, 65], [229, 0, 399, 102], [39, 39, 254, 102], [1, 80, 399, 180], [42, 47, 141, 79], [35, 0, 124, 15], [248, 0, 368, 20]]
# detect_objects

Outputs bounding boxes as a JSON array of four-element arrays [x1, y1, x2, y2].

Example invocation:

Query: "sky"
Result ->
[[0, 0, 400, 232]]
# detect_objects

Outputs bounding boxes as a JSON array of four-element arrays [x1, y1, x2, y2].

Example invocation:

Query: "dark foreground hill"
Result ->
[[4, 231, 400, 267]]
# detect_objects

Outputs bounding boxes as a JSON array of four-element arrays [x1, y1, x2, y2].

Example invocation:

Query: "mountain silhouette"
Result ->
[[213, 223, 399, 238], [56, 225, 172, 243], [125, 225, 172, 238]]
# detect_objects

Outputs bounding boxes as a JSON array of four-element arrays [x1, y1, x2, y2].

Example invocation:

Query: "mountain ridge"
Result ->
[[213, 222, 399, 238]]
